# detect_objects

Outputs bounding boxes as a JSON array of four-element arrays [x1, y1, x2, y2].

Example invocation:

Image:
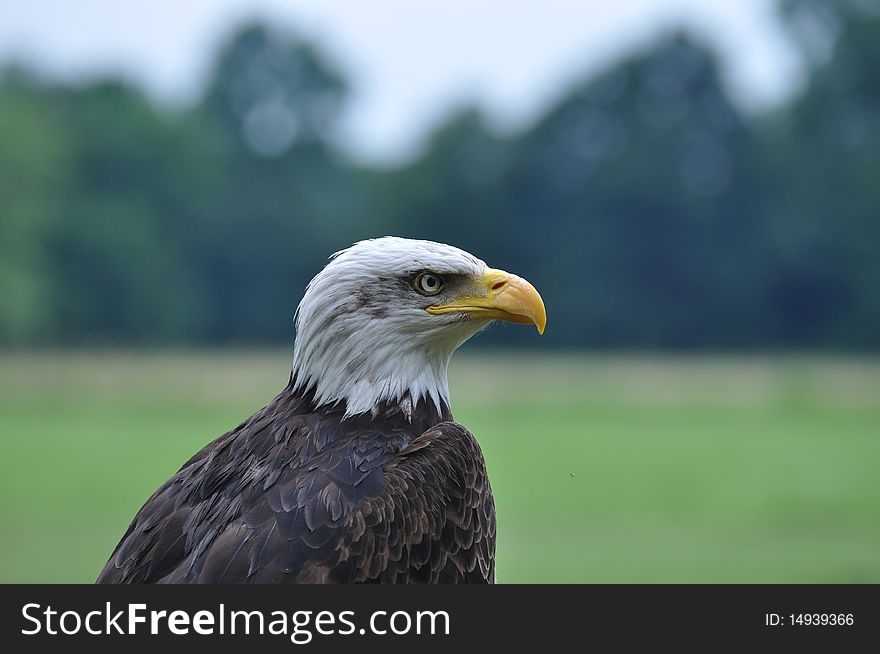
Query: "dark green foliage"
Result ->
[[0, 4, 877, 348]]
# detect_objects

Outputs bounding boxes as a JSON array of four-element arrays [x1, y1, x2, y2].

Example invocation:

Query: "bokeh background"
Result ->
[[1, 0, 878, 582]]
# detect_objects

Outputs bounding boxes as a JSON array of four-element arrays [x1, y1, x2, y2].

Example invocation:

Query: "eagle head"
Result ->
[[291, 237, 546, 418]]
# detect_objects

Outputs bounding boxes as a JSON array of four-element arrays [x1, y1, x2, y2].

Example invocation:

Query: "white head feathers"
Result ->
[[291, 237, 490, 418]]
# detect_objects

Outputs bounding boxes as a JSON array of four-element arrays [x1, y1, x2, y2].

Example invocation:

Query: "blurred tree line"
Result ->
[[0, 0, 877, 349]]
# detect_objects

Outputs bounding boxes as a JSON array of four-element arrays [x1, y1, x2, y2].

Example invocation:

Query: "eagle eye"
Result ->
[[414, 272, 444, 296]]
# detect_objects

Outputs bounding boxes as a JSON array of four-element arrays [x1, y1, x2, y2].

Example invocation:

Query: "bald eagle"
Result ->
[[97, 237, 545, 584]]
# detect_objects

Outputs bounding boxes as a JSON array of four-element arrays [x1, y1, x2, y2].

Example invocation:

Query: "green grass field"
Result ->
[[1, 351, 878, 583]]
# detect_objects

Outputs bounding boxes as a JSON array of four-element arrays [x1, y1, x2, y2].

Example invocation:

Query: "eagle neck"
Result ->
[[286, 374, 453, 428], [290, 339, 458, 422]]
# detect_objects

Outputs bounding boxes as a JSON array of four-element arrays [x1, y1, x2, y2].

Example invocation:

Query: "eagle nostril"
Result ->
[[491, 280, 506, 291]]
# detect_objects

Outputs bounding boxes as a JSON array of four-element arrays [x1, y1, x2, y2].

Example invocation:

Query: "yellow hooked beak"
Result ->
[[426, 268, 546, 334]]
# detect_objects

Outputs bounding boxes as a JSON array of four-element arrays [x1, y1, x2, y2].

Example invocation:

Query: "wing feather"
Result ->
[[97, 394, 495, 584]]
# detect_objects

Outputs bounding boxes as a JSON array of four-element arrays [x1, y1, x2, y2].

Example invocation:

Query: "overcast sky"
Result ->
[[0, 0, 804, 162]]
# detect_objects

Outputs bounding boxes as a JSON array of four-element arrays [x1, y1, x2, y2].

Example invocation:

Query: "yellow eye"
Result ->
[[415, 272, 444, 296]]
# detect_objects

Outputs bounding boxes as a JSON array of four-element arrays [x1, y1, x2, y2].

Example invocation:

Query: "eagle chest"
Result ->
[[254, 422, 498, 583]]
